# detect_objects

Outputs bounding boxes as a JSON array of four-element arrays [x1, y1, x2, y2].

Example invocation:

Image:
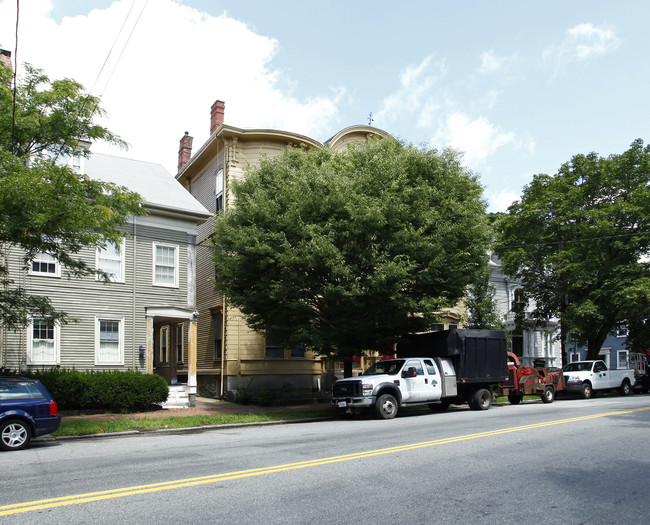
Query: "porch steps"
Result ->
[[162, 384, 190, 409]]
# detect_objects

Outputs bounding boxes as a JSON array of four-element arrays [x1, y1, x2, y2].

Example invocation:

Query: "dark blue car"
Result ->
[[0, 377, 61, 451]]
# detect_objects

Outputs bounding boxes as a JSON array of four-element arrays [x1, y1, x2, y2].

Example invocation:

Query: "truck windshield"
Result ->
[[563, 362, 592, 372], [363, 360, 405, 376]]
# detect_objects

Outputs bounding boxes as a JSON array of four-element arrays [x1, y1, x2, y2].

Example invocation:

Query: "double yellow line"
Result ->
[[2, 406, 648, 516]]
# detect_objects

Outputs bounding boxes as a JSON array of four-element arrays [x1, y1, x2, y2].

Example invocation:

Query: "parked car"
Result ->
[[0, 377, 61, 451]]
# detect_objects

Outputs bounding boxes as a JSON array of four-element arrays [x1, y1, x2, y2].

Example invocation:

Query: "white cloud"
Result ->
[[375, 54, 447, 125], [479, 50, 505, 74], [487, 189, 520, 213], [542, 23, 620, 77], [434, 112, 516, 167], [0, 0, 342, 173]]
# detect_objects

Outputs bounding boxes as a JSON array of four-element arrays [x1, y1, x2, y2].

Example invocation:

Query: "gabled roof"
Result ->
[[86, 153, 211, 221]]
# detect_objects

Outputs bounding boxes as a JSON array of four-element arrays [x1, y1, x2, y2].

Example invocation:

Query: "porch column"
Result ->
[[188, 315, 198, 406], [146, 315, 154, 375]]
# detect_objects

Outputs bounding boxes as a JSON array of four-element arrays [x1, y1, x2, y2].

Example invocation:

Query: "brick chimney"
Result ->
[[210, 100, 225, 135], [177, 131, 193, 172]]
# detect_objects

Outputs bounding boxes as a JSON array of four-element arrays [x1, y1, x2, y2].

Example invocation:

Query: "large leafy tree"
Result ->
[[212, 138, 491, 375], [465, 264, 502, 330], [0, 62, 144, 329], [494, 139, 650, 360]]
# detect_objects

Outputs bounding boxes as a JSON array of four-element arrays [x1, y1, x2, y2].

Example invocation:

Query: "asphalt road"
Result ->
[[1, 394, 649, 524]]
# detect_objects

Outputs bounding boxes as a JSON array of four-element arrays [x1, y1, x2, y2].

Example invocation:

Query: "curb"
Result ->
[[45, 416, 333, 442]]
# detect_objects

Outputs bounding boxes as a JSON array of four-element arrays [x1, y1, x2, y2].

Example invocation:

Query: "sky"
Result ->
[[1, 0, 648, 212]]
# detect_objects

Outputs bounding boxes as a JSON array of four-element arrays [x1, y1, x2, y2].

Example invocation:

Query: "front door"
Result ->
[[401, 359, 429, 402]]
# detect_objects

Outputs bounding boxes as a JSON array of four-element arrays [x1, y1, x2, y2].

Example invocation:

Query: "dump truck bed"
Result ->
[[396, 329, 508, 384]]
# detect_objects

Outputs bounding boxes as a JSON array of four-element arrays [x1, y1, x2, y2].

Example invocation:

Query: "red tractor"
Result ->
[[497, 352, 565, 404]]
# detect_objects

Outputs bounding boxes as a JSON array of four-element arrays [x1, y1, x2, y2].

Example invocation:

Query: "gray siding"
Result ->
[[1, 219, 197, 372]]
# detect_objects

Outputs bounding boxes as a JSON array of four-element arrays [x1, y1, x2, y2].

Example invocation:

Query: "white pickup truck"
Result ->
[[562, 360, 635, 399]]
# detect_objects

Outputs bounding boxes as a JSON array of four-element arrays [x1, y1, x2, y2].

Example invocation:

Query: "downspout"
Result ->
[[132, 215, 137, 369], [218, 138, 227, 398], [220, 296, 226, 398]]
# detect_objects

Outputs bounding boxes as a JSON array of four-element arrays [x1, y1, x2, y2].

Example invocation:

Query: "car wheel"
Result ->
[[620, 380, 631, 396], [0, 419, 32, 451], [581, 383, 592, 399], [541, 386, 555, 403], [375, 394, 398, 419]]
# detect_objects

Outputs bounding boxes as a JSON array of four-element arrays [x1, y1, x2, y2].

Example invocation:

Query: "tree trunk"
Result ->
[[586, 327, 610, 360], [343, 358, 353, 378]]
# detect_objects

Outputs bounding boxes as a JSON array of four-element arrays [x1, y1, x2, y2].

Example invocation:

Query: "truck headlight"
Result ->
[[362, 384, 373, 396]]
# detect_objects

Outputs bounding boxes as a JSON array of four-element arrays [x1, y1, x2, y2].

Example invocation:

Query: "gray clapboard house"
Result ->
[[0, 152, 211, 400]]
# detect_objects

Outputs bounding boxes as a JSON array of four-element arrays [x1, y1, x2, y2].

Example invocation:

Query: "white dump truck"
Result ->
[[331, 329, 509, 419]]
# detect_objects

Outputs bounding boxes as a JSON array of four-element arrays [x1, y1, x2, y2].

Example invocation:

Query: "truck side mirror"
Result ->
[[403, 367, 417, 378]]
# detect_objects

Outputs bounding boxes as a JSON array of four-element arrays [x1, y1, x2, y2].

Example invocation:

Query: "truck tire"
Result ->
[[508, 394, 522, 405], [541, 386, 555, 403], [470, 388, 492, 410], [429, 401, 450, 412], [375, 394, 398, 419], [619, 380, 631, 396], [581, 382, 592, 399]]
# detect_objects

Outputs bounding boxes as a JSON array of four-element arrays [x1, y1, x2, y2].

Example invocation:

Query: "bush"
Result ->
[[23, 368, 169, 412]]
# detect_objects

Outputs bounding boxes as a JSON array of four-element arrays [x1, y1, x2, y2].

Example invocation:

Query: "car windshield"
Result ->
[[363, 360, 405, 376], [563, 362, 592, 372]]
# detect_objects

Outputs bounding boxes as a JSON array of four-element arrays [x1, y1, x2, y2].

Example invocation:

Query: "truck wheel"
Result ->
[[0, 419, 32, 451], [508, 394, 522, 405], [619, 380, 631, 396], [375, 394, 398, 419], [470, 389, 492, 410], [581, 383, 592, 399], [541, 386, 555, 403], [429, 401, 450, 412]]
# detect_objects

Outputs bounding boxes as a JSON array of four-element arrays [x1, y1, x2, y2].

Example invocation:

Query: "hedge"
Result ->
[[21, 368, 169, 412]]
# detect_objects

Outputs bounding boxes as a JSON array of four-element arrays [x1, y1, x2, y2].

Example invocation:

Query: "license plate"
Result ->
[[337, 401, 347, 408]]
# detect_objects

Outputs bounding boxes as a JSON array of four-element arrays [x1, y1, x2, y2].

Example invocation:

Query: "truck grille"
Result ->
[[333, 380, 362, 397]]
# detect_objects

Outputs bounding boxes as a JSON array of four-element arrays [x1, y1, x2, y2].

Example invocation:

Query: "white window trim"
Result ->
[[94, 317, 125, 366], [152, 242, 179, 288], [96, 238, 126, 283], [27, 318, 60, 365], [29, 252, 61, 278], [617, 350, 629, 369]]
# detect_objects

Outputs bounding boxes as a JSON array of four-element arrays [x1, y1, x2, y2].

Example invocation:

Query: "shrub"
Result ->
[[23, 368, 169, 412]]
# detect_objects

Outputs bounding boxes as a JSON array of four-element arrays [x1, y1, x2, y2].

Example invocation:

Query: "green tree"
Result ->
[[465, 264, 502, 330], [0, 62, 144, 329], [212, 138, 491, 376], [494, 139, 650, 360]]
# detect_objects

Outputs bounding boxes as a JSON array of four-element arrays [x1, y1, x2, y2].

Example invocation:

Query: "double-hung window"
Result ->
[[176, 324, 185, 364], [96, 240, 125, 282], [265, 336, 284, 359], [30, 252, 59, 277], [28, 318, 59, 365], [153, 243, 178, 287], [95, 318, 123, 365], [215, 169, 224, 213]]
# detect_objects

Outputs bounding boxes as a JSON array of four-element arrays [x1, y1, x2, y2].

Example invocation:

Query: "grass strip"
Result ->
[[53, 410, 327, 436]]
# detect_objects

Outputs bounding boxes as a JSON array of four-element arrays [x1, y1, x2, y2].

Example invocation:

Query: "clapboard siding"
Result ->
[[1, 220, 200, 372]]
